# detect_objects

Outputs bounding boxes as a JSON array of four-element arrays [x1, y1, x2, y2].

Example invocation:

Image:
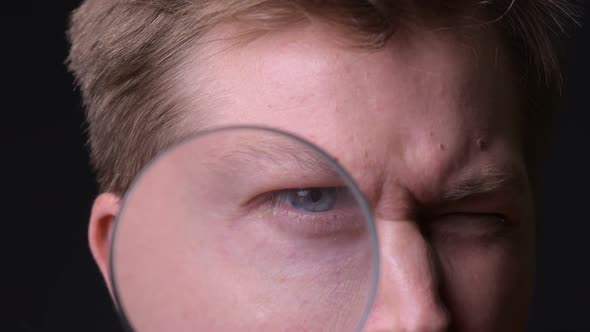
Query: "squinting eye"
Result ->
[[426, 212, 510, 240], [279, 188, 337, 212]]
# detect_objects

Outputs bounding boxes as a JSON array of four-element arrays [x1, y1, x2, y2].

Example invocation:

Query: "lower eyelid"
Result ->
[[271, 199, 358, 220]]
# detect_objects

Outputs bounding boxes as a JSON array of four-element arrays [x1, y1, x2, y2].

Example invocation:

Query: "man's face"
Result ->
[[175, 23, 535, 331]]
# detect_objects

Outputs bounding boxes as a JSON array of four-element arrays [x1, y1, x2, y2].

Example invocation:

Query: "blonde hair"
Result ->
[[67, 0, 580, 195]]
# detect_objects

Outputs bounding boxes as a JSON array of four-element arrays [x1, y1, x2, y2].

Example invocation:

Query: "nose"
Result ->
[[363, 220, 450, 332]]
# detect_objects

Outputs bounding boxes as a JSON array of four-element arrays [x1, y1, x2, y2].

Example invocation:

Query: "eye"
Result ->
[[280, 188, 337, 212], [245, 186, 365, 237], [425, 212, 511, 240]]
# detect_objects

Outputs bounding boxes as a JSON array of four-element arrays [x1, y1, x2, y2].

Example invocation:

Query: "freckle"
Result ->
[[439, 144, 445, 151], [477, 138, 488, 151]]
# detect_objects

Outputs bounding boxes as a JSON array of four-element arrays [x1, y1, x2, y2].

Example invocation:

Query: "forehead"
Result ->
[[180, 22, 524, 204]]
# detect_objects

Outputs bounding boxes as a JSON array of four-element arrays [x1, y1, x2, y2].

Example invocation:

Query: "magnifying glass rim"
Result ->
[[108, 124, 380, 332]]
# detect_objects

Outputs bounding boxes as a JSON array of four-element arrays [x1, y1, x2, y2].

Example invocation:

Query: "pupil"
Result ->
[[309, 189, 323, 203]]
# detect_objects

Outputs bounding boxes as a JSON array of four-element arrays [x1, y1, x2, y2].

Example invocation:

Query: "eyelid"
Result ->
[[422, 211, 516, 242], [425, 192, 522, 225]]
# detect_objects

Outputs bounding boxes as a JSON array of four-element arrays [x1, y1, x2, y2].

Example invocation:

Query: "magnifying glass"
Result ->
[[110, 126, 380, 331]]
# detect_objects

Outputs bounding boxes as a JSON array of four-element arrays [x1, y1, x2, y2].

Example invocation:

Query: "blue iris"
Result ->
[[285, 188, 337, 212]]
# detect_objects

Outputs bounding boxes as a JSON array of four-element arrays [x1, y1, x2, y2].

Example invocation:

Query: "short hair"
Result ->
[[67, 0, 580, 195]]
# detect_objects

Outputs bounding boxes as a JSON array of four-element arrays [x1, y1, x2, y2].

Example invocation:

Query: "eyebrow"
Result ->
[[211, 139, 529, 202], [441, 164, 528, 201], [218, 140, 342, 178]]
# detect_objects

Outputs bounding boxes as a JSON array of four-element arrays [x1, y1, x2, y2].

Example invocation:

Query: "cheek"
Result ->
[[182, 214, 375, 331], [435, 234, 534, 331]]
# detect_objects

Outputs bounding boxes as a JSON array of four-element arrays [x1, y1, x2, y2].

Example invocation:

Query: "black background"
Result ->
[[2, 2, 588, 331]]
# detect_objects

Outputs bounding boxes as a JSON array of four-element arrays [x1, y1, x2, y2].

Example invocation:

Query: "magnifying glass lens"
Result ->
[[111, 127, 379, 332]]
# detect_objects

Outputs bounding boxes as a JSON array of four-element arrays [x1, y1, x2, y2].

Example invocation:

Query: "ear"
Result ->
[[88, 192, 121, 297]]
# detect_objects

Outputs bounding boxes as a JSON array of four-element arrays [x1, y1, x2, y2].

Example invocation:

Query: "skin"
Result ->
[[90, 22, 535, 331]]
